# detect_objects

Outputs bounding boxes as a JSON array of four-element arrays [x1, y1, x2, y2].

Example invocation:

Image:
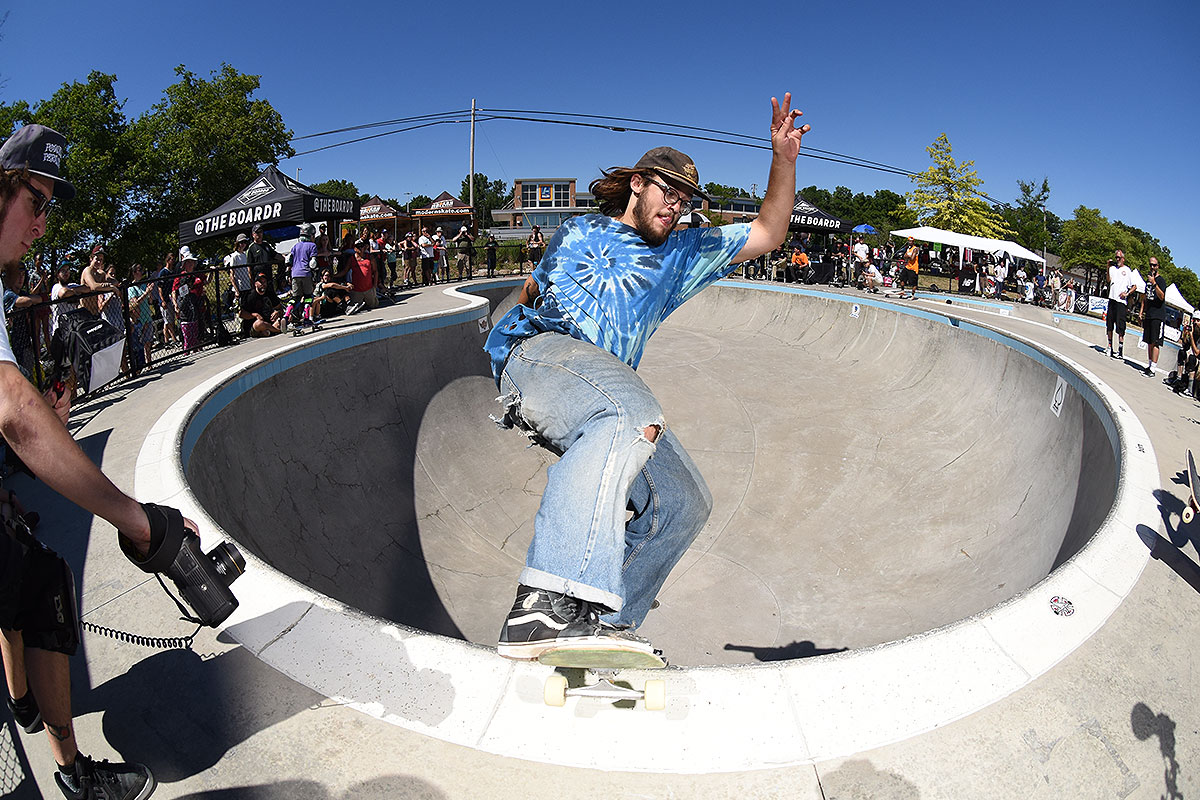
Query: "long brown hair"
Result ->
[[0, 166, 28, 206], [589, 167, 649, 217]]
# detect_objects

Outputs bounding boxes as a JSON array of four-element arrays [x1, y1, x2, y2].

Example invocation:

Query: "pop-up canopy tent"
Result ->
[[789, 195, 853, 233], [891, 225, 1046, 268], [412, 192, 474, 232], [359, 195, 407, 239], [1165, 284, 1195, 316], [178, 165, 361, 245]]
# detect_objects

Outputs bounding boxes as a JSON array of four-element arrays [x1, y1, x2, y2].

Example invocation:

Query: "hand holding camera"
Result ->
[[120, 503, 245, 627]]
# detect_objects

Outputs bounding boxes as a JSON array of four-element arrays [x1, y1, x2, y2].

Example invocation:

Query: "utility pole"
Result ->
[[469, 98, 476, 229]]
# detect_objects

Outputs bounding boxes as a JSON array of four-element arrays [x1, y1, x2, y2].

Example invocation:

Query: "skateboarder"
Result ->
[[485, 93, 810, 660]]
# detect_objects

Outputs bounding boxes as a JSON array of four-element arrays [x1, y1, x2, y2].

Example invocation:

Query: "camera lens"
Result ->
[[209, 542, 246, 584]]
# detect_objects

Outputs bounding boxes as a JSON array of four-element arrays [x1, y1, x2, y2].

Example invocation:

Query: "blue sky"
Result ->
[[2, 0, 1196, 271]]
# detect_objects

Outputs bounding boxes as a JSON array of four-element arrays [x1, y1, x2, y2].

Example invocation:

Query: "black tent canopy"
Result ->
[[788, 195, 853, 234], [178, 165, 361, 244]]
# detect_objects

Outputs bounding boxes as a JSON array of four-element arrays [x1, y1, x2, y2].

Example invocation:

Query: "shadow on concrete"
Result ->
[[72, 646, 322, 783], [173, 775, 446, 799], [1137, 523, 1200, 595], [816, 758, 921, 799], [723, 641, 848, 662], [1131, 701, 1184, 800]]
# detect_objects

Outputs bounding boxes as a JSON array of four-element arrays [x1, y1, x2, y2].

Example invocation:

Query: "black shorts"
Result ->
[[1106, 300, 1128, 336], [1143, 318, 1164, 348], [0, 527, 79, 655], [901, 268, 918, 288]]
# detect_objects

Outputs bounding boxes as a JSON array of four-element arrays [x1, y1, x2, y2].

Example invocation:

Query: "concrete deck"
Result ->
[[4, 279, 1198, 798]]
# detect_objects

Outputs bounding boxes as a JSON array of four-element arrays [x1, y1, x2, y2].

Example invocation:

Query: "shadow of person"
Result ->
[[723, 640, 848, 662], [1136, 523, 1200, 595], [72, 646, 322, 783], [1153, 487, 1194, 550], [1131, 702, 1183, 800], [173, 775, 447, 799]]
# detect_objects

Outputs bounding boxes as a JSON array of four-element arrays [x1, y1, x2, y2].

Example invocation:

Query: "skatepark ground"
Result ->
[[3, 278, 1198, 799]]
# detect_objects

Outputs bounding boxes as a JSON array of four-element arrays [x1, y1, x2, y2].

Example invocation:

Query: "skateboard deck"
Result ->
[[1185, 449, 1199, 525], [537, 646, 667, 710]]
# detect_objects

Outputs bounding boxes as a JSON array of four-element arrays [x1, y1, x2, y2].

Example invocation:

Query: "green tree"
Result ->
[[4, 73, 133, 265], [703, 182, 749, 202], [310, 179, 360, 200], [1060, 206, 1117, 272], [460, 173, 509, 229], [907, 133, 1012, 238], [124, 64, 294, 264], [1000, 178, 1063, 257]]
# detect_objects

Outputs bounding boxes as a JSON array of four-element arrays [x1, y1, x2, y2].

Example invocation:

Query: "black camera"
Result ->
[[121, 503, 246, 627]]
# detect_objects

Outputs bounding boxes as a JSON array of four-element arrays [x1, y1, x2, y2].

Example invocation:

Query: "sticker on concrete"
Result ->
[[1050, 596, 1074, 616], [1050, 376, 1067, 418], [851, 304, 860, 319], [478, 317, 491, 334]]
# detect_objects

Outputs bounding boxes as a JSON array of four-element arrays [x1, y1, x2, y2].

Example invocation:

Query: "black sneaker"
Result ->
[[497, 584, 653, 660], [55, 753, 155, 800], [6, 690, 42, 733]]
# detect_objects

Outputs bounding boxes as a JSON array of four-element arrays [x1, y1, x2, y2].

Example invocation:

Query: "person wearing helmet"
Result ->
[[287, 223, 319, 328]]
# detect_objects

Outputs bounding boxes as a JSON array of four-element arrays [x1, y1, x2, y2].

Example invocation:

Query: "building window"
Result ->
[[521, 182, 571, 209]]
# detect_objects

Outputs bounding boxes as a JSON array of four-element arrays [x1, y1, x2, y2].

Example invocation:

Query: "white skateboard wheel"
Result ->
[[544, 674, 568, 707], [643, 679, 666, 711]]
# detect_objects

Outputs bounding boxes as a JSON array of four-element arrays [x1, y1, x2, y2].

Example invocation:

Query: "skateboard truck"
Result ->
[[543, 670, 666, 710], [538, 646, 668, 710]]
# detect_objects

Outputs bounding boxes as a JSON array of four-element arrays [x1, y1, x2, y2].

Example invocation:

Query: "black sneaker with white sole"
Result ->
[[55, 753, 155, 800], [497, 584, 654, 660]]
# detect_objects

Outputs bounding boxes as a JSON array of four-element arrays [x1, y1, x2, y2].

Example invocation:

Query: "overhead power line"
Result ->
[[290, 107, 1012, 207]]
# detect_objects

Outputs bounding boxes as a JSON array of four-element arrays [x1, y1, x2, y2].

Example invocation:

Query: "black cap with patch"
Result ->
[[632, 146, 707, 200], [0, 125, 75, 201]]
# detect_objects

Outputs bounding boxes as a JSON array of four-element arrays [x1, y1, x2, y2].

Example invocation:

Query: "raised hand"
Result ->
[[770, 93, 810, 162]]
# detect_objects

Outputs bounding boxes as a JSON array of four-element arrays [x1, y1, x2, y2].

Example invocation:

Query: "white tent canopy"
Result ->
[[891, 225, 1046, 265], [1165, 284, 1195, 316]]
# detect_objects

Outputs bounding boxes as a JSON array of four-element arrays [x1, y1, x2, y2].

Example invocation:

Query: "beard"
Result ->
[[628, 192, 676, 248]]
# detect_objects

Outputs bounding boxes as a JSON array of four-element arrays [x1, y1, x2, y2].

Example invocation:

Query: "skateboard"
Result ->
[[1184, 449, 1199, 525], [290, 320, 322, 337], [537, 646, 668, 710]]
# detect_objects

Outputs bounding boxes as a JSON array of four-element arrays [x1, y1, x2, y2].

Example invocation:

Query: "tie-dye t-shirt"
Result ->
[[485, 214, 750, 384]]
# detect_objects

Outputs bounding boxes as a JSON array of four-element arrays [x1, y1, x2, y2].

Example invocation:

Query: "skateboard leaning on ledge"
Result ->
[[537, 646, 668, 710]]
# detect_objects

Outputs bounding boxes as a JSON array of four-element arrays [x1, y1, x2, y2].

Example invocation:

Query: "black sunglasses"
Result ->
[[20, 180, 52, 218]]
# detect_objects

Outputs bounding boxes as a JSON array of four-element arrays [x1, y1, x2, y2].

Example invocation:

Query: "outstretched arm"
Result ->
[[733, 93, 811, 263], [0, 363, 152, 550]]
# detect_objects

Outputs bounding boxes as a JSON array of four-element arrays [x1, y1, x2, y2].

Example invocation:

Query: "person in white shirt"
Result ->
[[226, 233, 251, 305], [862, 262, 884, 292], [1106, 250, 1135, 359]]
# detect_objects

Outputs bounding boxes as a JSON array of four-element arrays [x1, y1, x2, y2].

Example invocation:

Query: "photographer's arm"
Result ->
[[0, 363, 153, 554]]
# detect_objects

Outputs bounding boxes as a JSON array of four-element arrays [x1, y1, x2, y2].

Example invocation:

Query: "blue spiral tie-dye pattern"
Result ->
[[485, 214, 751, 384]]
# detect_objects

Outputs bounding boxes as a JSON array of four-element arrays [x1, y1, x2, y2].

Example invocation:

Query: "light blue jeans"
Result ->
[[498, 332, 713, 628]]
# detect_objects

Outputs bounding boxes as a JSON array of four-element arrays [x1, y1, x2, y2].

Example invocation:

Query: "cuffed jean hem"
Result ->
[[519, 566, 624, 612]]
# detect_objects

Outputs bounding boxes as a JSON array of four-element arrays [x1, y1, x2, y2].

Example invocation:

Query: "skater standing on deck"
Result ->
[[486, 93, 810, 660]]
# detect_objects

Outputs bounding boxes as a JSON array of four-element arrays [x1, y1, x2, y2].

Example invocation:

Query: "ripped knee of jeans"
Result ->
[[638, 419, 664, 446], [490, 391, 522, 430]]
